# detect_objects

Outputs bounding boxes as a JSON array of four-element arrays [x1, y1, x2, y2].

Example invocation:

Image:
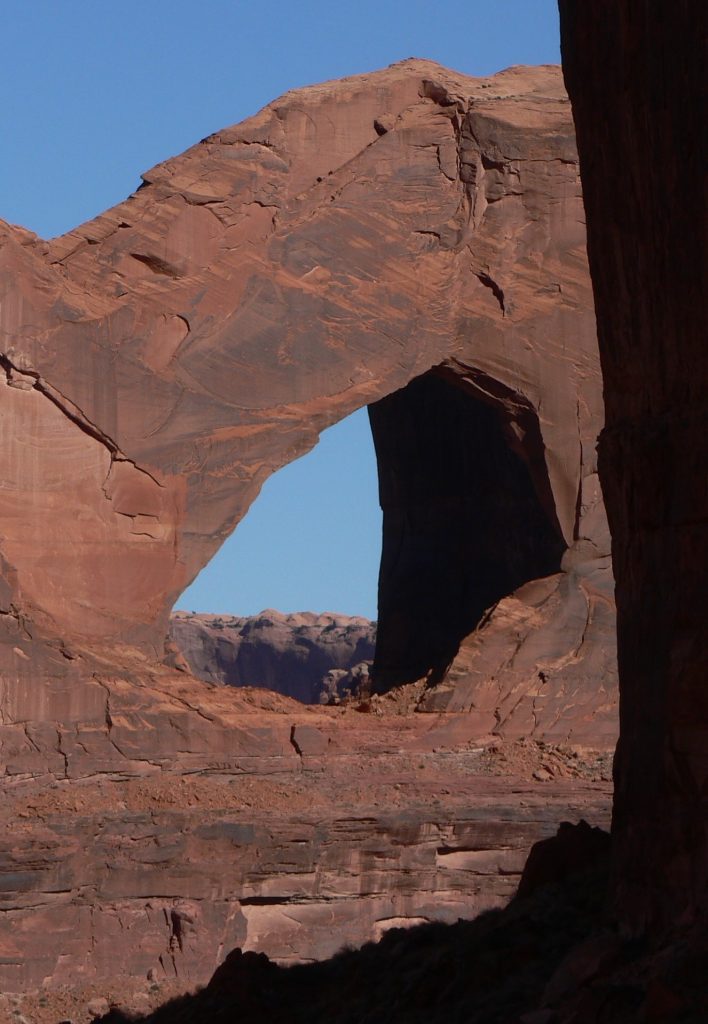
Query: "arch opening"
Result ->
[[369, 367, 567, 692], [171, 369, 566, 704], [175, 408, 381, 620], [170, 409, 382, 704]]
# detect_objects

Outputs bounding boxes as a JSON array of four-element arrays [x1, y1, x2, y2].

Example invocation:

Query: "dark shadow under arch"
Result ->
[[369, 368, 566, 691]]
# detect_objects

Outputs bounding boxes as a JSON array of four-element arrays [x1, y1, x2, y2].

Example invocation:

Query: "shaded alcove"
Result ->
[[369, 368, 567, 691]]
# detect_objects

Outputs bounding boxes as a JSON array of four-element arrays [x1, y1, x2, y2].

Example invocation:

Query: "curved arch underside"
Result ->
[[0, 60, 615, 740], [370, 369, 566, 689]]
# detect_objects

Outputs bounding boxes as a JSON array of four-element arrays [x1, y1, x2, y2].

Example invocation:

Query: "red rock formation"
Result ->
[[0, 60, 609, 703], [418, 571, 617, 746], [0, 60, 620, 1007], [170, 597, 618, 745], [559, 0, 707, 933], [0, 727, 612, 1008]]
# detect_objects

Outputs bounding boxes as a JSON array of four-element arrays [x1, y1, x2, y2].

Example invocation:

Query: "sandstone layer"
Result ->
[[169, 610, 375, 703], [0, 59, 611, 715], [0, 713, 611, 1020], [0, 629, 615, 1014], [559, 0, 707, 933]]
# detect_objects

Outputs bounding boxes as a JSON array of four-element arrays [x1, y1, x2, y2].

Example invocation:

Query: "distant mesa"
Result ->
[[169, 609, 376, 704]]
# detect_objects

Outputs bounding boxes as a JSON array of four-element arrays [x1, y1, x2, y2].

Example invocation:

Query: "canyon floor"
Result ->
[[1, 682, 613, 1024]]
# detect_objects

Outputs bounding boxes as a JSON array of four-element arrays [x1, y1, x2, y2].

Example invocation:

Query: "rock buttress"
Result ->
[[560, 0, 707, 930]]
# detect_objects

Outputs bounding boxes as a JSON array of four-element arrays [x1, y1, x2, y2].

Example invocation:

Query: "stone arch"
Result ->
[[0, 61, 610, 717]]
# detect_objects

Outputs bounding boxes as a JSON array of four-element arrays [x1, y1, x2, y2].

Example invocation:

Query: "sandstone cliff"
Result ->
[[1, 729, 612, 1019]]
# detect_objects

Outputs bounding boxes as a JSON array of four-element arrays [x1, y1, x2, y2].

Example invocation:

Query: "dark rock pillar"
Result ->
[[559, 0, 707, 931]]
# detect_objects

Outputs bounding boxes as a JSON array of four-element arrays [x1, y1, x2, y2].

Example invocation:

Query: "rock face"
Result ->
[[369, 372, 567, 688], [0, 59, 621, 1008], [169, 588, 618, 743], [0, 59, 611, 711], [169, 610, 375, 703], [0, 631, 616, 1012], [0, 716, 612, 1009], [418, 571, 618, 747], [559, 1, 706, 933]]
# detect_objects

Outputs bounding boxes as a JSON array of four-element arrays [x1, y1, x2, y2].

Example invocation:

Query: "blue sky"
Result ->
[[1, 1, 561, 620]]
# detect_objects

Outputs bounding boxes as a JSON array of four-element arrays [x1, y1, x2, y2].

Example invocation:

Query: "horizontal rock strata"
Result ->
[[0, 648, 613, 1009]]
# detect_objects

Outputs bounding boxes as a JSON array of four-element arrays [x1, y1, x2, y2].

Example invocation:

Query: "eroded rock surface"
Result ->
[[169, 610, 375, 703], [418, 569, 617, 746], [0, 60, 620, 1007], [0, 59, 610, 701], [168, 592, 617, 746], [0, 624, 615, 1013], [0, 716, 611, 1018]]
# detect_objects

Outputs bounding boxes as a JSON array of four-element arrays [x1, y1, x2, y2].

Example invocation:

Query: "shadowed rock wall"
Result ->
[[370, 370, 566, 688], [559, 0, 706, 931]]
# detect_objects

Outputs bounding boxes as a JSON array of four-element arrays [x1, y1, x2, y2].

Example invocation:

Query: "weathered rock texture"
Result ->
[[0, 59, 611, 715], [0, 623, 616, 1012], [168, 596, 617, 744], [418, 571, 617, 746], [0, 59, 621, 1005], [169, 610, 375, 703], [559, 1, 707, 933], [0, 719, 612, 1012]]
